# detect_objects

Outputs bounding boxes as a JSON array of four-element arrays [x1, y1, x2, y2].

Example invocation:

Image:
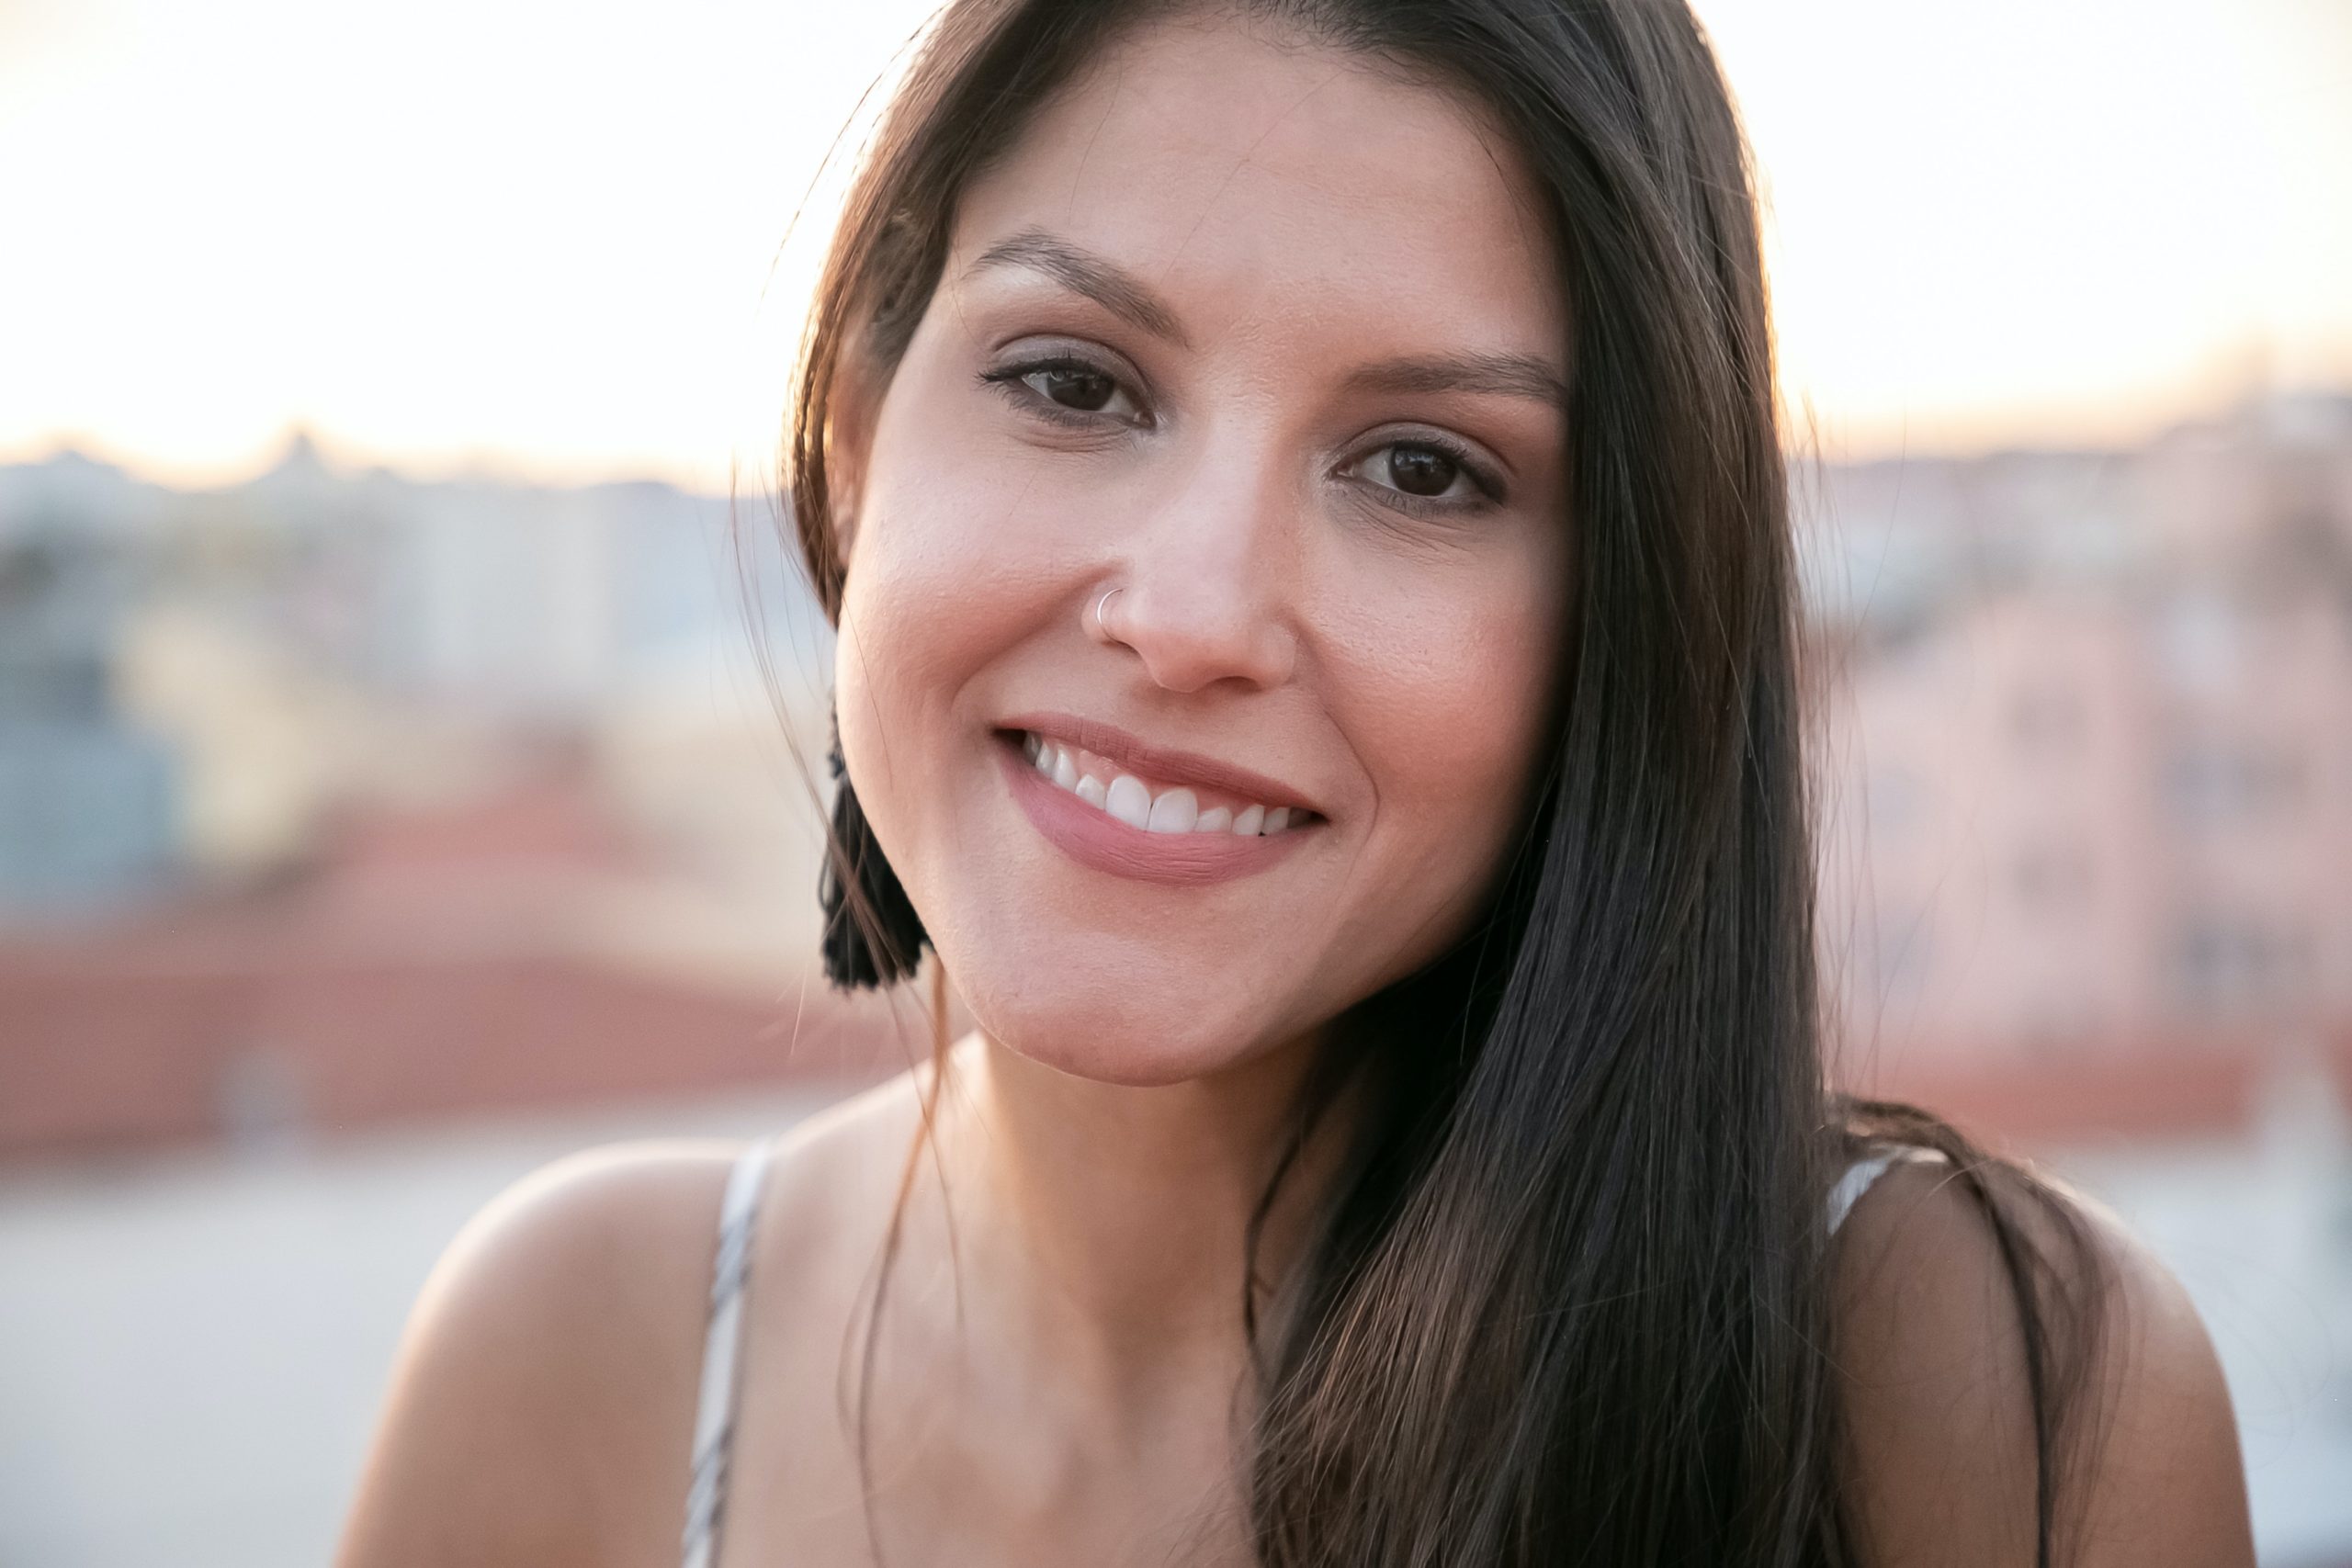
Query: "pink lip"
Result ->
[[996, 736, 1313, 886], [996, 711, 1321, 815]]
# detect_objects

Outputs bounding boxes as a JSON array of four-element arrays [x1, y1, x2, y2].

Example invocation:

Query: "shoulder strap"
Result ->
[[681, 1136, 776, 1568], [1826, 1148, 1897, 1236], [1826, 1144, 1944, 1236]]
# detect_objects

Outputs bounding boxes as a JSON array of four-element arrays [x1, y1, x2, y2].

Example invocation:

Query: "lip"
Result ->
[[996, 735, 1314, 886], [995, 711, 1322, 815]]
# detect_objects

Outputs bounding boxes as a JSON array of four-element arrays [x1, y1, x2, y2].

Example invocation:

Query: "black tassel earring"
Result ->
[[818, 705, 931, 989]]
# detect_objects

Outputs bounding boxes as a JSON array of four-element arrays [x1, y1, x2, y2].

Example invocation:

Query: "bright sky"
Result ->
[[1, 0, 2346, 491]]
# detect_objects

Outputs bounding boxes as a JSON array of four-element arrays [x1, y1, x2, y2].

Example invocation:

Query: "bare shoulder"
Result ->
[[1830, 1150, 2254, 1566], [333, 1137, 744, 1568], [333, 1072, 936, 1568]]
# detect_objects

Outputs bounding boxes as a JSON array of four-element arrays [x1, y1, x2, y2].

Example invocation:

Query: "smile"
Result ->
[[993, 728, 1320, 886], [1015, 729, 1315, 836]]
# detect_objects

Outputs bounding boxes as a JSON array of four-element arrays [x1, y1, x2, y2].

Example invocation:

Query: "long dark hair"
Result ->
[[784, 2, 2109, 1562]]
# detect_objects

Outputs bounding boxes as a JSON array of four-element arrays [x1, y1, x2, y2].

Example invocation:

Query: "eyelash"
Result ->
[[976, 355, 1147, 433], [973, 354, 1508, 519], [1353, 434, 1505, 521]]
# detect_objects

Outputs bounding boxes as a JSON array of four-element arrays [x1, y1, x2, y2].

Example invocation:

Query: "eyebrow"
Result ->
[[962, 228, 1570, 411], [962, 230, 1192, 347], [1343, 352, 1571, 412]]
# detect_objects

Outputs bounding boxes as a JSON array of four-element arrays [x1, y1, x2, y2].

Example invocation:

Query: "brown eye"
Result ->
[[1033, 363, 1117, 412], [1340, 434, 1501, 516], [980, 354, 1145, 423], [1386, 442, 1460, 497]]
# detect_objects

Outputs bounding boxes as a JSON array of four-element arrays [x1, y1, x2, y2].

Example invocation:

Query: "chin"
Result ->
[[954, 963, 1290, 1089]]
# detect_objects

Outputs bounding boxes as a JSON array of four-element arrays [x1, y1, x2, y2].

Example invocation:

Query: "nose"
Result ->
[[1102, 442, 1301, 694]]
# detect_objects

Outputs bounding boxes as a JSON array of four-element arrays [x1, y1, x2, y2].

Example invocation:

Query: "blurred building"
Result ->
[[2, 433, 831, 882], [0, 478, 178, 911], [1811, 394, 2352, 1139], [1800, 395, 2352, 1559], [0, 438, 873, 1164]]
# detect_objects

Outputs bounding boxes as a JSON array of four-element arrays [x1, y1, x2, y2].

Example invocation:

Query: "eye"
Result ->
[[1379, 442, 1466, 498], [1344, 435, 1501, 514], [978, 354, 1148, 427], [1027, 362, 1120, 413]]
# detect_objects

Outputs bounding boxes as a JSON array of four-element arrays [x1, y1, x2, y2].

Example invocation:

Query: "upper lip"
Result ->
[[1000, 712, 1323, 817]]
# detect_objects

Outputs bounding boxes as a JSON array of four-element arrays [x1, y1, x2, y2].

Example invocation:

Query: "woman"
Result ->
[[336, 2, 2255, 1564]]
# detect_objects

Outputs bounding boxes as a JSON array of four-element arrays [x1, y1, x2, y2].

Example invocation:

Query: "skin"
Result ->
[[334, 16, 2255, 1568], [1834, 1156, 2255, 1564], [827, 28, 1573, 1098]]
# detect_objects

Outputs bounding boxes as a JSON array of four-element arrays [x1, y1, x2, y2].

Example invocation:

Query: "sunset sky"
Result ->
[[2, 0, 2346, 491]]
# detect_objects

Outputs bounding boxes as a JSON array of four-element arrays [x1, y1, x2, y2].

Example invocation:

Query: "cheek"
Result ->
[[831, 349, 1082, 834], [1329, 543, 1565, 925], [843, 356, 1077, 653], [832, 392, 986, 831]]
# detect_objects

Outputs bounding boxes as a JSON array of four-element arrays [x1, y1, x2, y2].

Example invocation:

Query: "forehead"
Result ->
[[947, 14, 1567, 358]]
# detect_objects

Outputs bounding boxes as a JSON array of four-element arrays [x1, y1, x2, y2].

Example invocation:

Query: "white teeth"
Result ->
[[1103, 773, 1152, 829], [1019, 731, 1306, 836], [1146, 787, 1198, 834]]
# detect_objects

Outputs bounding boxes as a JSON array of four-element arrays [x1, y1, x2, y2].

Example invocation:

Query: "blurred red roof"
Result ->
[[1835, 1027, 2352, 1149], [0, 770, 916, 1164]]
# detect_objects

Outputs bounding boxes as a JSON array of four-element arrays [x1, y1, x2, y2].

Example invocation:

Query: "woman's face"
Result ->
[[832, 16, 1571, 1087]]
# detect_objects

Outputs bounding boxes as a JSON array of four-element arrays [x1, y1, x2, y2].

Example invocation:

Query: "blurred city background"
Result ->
[[3, 0, 2347, 1563]]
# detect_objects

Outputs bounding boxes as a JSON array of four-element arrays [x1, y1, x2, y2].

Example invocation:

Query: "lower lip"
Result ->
[[996, 735, 1314, 887]]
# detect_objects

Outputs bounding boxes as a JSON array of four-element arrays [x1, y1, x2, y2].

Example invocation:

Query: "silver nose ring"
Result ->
[[1092, 586, 1125, 639]]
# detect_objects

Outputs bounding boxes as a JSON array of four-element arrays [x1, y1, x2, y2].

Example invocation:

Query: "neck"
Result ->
[[924, 1021, 1359, 1404]]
